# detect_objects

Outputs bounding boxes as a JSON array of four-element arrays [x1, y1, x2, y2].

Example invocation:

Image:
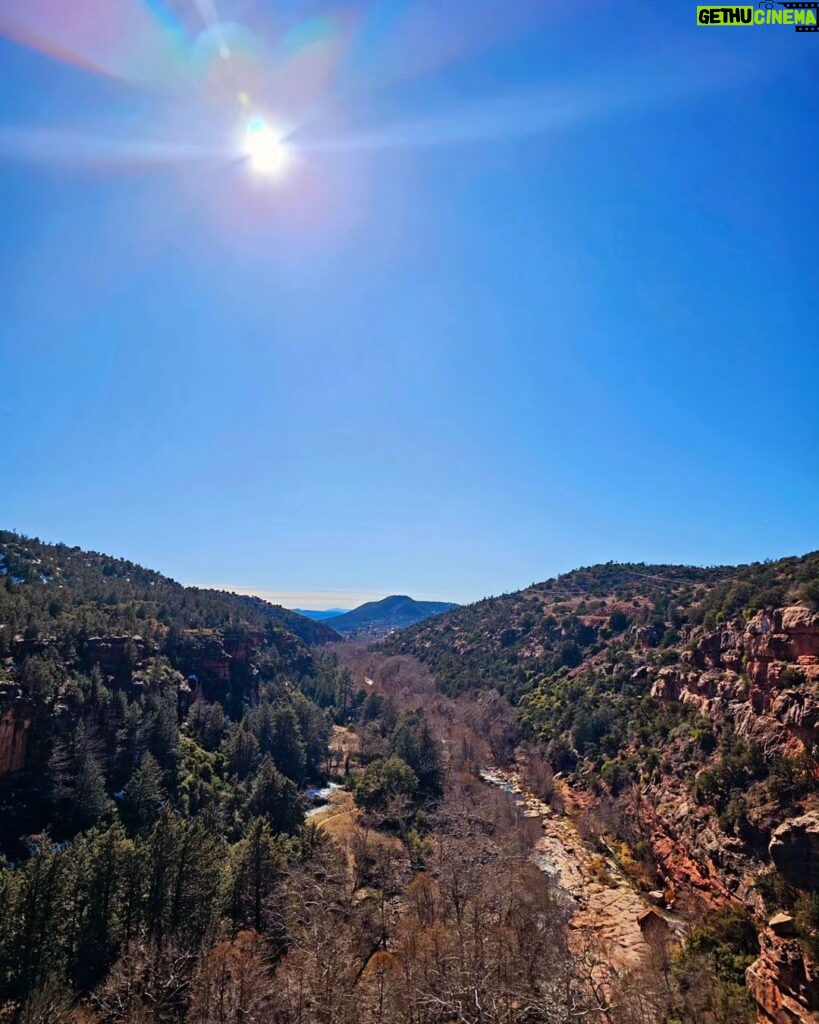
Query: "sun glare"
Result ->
[[243, 117, 288, 177]]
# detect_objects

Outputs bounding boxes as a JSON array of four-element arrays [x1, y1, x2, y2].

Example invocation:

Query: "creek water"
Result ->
[[305, 781, 344, 818]]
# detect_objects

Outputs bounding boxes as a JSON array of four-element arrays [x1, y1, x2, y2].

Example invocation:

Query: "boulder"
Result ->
[[769, 913, 796, 938], [637, 908, 670, 938]]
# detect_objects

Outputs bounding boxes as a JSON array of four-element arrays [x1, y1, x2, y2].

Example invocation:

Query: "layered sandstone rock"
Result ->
[[646, 605, 819, 1020], [746, 928, 819, 1024], [83, 634, 151, 674], [652, 605, 819, 755], [0, 706, 31, 775]]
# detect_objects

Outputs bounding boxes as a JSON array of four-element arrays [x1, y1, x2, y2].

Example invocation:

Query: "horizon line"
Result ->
[[186, 583, 461, 612]]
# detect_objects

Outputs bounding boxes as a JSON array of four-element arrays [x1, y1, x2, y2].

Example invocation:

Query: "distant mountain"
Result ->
[[292, 608, 349, 621], [329, 594, 458, 636]]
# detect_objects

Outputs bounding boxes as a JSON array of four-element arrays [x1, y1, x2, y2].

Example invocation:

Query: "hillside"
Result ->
[[329, 594, 458, 636], [386, 554, 819, 1021], [386, 558, 819, 697], [0, 532, 351, 840], [0, 531, 400, 1021], [0, 531, 340, 647]]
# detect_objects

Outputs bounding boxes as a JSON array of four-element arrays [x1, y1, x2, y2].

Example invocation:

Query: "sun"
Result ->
[[243, 117, 288, 177]]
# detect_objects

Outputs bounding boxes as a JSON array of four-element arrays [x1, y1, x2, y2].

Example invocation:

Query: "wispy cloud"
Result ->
[[0, 125, 229, 169], [187, 583, 409, 611], [296, 52, 761, 156]]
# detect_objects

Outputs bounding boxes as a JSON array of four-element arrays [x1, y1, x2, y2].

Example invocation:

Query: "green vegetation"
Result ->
[[0, 533, 355, 1015], [756, 866, 819, 961], [0, 530, 338, 646], [352, 755, 419, 810], [387, 554, 819, 817]]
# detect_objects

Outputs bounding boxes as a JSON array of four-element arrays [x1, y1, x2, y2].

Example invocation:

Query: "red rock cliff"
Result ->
[[0, 706, 30, 776]]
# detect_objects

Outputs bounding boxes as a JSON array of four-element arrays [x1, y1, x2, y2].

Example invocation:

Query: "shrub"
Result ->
[[352, 756, 418, 811]]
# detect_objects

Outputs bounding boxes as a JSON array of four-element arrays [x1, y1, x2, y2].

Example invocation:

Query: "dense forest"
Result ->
[[0, 531, 339, 647]]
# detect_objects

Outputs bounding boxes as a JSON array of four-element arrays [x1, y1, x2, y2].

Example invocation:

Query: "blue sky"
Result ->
[[1, 0, 817, 608]]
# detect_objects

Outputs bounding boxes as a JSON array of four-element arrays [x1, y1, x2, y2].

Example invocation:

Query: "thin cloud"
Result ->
[[188, 583, 459, 610], [187, 583, 394, 611], [0, 125, 228, 169], [295, 54, 759, 156]]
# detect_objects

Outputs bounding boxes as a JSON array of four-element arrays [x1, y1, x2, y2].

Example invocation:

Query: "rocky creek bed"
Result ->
[[480, 767, 683, 968], [307, 761, 682, 971]]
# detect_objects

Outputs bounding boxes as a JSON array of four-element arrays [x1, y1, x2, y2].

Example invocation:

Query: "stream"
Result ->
[[305, 781, 344, 818]]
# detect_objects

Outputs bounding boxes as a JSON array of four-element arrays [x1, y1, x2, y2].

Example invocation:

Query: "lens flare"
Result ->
[[243, 117, 287, 177]]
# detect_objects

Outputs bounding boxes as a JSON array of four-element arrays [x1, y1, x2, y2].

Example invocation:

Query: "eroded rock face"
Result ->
[[746, 928, 819, 1024], [769, 815, 819, 891], [644, 606, 819, 1020], [0, 706, 31, 775], [82, 634, 150, 675], [654, 605, 819, 755]]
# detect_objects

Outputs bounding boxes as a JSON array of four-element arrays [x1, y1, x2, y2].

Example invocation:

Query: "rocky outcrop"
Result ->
[[746, 928, 819, 1024], [770, 914, 797, 938], [652, 606, 819, 754], [0, 706, 31, 775], [638, 790, 743, 907], [646, 607, 819, 1021], [179, 633, 234, 688], [769, 814, 819, 891], [82, 634, 151, 675]]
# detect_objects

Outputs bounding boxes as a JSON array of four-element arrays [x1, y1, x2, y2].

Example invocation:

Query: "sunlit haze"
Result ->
[[243, 116, 289, 177]]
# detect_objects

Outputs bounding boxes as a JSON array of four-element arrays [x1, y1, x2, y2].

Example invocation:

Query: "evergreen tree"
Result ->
[[145, 685, 179, 768], [122, 753, 165, 832], [72, 750, 112, 832], [186, 699, 228, 752], [251, 698, 276, 756], [390, 709, 443, 798], [247, 757, 303, 834], [69, 824, 132, 990], [291, 690, 332, 777], [223, 722, 260, 779], [269, 704, 306, 783], [229, 817, 288, 934]]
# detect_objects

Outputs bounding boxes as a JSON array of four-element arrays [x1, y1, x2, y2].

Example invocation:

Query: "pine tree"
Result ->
[[122, 752, 165, 832], [247, 757, 303, 835], [269, 704, 306, 784], [391, 709, 443, 798], [70, 824, 131, 990], [229, 817, 287, 934], [224, 721, 260, 779], [72, 750, 112, 832]]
